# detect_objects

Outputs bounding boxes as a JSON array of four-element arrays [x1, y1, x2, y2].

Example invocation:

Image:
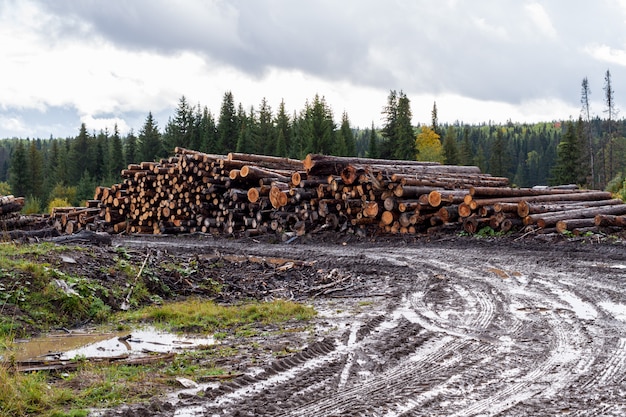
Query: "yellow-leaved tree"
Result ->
[[415, 126, 444, 163]]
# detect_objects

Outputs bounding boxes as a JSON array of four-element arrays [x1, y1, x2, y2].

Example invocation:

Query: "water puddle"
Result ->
[[5, 326, 216, 362]]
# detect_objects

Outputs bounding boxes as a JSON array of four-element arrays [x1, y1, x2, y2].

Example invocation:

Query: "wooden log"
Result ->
[[469, 191, 614, 209], [427, 190, 468, 208], [527, 204, 626, 228], [462, 216, 491, 234], [240, 165, 291, 183], [517, 198, 623, 218], [438, 205, 459, 223], [469, 186, 587, 198], [556, 218, 597, 234], [595, 214, 626, 227], [227, 152, 304, 170], [303, 154, 441, 173]]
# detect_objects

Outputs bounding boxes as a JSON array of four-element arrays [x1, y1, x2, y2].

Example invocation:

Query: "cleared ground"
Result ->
[[99, 234, 626, 416]]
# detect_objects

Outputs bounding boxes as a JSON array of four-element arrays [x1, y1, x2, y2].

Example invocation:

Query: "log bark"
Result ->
[[526, 204, 626, 228]]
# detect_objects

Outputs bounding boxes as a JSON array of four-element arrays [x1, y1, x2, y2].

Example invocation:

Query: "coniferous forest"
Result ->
[[2, 79, 626, 213]]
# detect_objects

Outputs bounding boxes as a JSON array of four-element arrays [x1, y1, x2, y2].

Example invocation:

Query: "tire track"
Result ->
[[111, 239, 626, 416]]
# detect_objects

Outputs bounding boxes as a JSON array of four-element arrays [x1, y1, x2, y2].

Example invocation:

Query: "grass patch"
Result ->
[[121, 298, 317, 334], [0, 365, 76, 417]]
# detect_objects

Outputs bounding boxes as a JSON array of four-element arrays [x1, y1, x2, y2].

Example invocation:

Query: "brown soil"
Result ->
[[9, 230, 626, 416]]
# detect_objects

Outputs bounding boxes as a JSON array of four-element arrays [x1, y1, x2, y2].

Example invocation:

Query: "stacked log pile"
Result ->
[[0, 195, 25, 228], [49, 149, 626, 238], [0, 195, 57, 239]]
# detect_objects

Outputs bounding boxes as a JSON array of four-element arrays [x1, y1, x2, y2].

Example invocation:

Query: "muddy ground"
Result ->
[[59, 230, 626, 417]]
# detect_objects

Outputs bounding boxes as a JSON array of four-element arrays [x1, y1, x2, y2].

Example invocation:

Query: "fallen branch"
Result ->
[[120, 250, 151, 311]]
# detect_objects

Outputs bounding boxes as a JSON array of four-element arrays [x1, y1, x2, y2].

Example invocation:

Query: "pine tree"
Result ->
[[108, 124, 124, 181], [69, 123, 93, 182], [199, 106, 218, 153], [93, 129, 107, 182], [431, 101, 442, 139], [290, 110, 307, 159], [235, 107, 255, 154], [603, 69, 618, 185], [336, 112, 356, 156], [459, 128, 474, 166], [27, 139, 44, 201], [304, 95, 335, 154], [44, 138, 60, 199], [257, 98, 274, 155], [55, 139, 71, 186], [217, 91, 238, 153], [442, 126, 460, 165], [580, 77, 595, 188], [8, 139, 28, 197], [190, 104, 204, 151], [139, 112, 163, 162], [550, 120, 583, 185], [125, 129, 138, 165], [380, 90, 398, 159], [367, 122, 379, 158], [488, 129, 510, 177], [274, 100, 292, 157], [393, 92, 415, 160]]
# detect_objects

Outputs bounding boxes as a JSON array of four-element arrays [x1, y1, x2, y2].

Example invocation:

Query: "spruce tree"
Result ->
[[442, 126, 460, 165], [305, 95, 335, 155], [367, 122, 379, 159], [217, 91, 238, 153], [459, 128, 474, 166], [235, 107, 255, 154], [27, 139, 44, 201], [274, 100, 292, 157], [380, 90, 398, 159], [257, 98, 274, 155], [337, 112, 356, 156], [550, 120, 582, 185], [8, 139, 28, 197], [108, 124, 125, 181], [139, 112, 163, 162], [199, 106, 218, 153], [488, 129, 510, 177], [69, 123, 93, 182], [393, 91, 415, 160], [125, 129, 138, 165]]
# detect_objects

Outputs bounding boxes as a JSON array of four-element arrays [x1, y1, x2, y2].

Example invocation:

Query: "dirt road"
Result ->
[[107, 235, 626, 416]]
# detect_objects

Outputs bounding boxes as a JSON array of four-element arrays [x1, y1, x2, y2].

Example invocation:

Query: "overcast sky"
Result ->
[[1, 0, 626, 139]]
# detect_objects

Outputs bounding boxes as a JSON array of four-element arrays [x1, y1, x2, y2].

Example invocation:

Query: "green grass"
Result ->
[[121, 298, 316, 334], [0, 298, 317, 416]]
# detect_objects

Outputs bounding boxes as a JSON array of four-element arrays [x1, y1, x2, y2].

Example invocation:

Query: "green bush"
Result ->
[[0, 182, 10, 196], [47, 198, 72, 214], [48, 184, 77, 207], [22, 196, 42, 215]]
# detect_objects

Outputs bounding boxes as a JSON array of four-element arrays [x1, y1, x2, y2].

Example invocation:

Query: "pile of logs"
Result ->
[[0, 195, 57, 240], [49, 148, 626, 238], [0, 195, 25, 230]]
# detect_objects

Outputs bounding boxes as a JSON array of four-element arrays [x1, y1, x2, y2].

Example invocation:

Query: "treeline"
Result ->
[[1, 88, 625, 211]]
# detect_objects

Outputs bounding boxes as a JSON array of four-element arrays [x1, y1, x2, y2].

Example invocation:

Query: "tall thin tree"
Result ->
[[603, 69, 618, 184], [580, 77, 594, 188]]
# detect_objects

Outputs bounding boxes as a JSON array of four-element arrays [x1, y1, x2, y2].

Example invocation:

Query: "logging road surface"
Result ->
[[106, 236, 626, 416]]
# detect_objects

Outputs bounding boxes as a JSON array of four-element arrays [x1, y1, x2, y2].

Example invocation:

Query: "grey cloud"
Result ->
[[34, 0, 626, 109]]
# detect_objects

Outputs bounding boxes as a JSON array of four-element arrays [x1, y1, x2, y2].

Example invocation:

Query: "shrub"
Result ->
[[0, 182, 10, 196], [22, 196, 42, 215], [48, 198, 72, 214]]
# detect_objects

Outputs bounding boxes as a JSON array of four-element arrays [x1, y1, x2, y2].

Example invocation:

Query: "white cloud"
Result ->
[[525, 2, 558, 39], [584, 44, 626, 67]]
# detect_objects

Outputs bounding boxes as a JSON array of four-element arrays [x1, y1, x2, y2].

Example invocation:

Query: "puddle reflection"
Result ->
[[8, 327, 215, 362]]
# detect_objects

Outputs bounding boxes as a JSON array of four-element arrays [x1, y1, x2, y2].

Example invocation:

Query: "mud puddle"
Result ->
[[7, 327, 216, 362]]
